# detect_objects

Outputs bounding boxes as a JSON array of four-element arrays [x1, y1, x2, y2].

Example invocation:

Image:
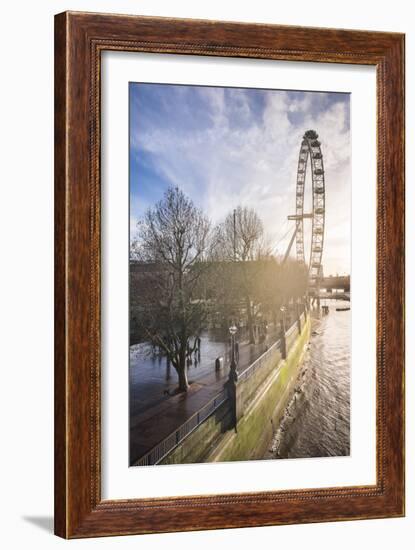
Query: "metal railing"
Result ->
[[135, 388, 228, 466], [239, 312, 305, 383], [135, 309, 307, 466], [285, 321, 298, 338], [238, 338, 281, 383]]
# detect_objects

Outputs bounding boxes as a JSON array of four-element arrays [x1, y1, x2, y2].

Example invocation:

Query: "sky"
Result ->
[[129, 82, 351, 276]]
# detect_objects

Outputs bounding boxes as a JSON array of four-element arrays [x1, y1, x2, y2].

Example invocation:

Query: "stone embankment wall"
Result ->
[[161, 314, 311, 465]]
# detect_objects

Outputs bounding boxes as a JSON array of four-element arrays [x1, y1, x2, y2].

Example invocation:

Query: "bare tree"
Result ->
[[212, 206, 268, 344], [132, 186, 211, 392], [212, 206, 266, 262]]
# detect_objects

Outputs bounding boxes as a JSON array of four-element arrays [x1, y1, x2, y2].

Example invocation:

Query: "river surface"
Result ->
[[266, 300, 350, 459]]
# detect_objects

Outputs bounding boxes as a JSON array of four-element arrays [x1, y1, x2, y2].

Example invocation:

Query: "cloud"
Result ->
[[130, 84, 351, 274]]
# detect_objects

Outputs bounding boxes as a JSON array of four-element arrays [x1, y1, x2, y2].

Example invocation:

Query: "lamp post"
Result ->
[[229, 323, 238, 382]]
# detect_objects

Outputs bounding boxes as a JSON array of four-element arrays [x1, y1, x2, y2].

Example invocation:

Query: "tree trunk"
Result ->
[[177, 364, 189, 392], [177, 344, 189, 392]]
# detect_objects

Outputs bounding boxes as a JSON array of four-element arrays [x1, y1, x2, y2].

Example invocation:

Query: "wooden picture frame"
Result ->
[[54, 11, 405, 538]]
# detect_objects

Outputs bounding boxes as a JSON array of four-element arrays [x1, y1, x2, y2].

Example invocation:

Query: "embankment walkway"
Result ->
[[130, 329, 278, 463]]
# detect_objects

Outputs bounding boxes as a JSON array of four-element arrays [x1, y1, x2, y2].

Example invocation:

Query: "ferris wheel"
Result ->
[[284, 130, 325, 291]]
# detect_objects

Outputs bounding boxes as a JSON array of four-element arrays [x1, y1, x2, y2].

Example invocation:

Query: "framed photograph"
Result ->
[[54, 11, 405, 538]]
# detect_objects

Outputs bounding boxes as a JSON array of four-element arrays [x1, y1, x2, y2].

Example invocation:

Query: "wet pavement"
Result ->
[[129, 326, 279, 464]]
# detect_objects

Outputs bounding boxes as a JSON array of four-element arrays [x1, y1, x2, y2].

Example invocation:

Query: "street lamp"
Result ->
[[229, 324, 238, 382]]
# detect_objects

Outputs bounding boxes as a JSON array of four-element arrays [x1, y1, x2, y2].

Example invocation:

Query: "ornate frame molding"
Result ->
[[55, 11, 404, 538]]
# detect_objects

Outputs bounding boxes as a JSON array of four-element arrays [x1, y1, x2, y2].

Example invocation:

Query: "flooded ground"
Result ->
[[129, 334, 227, 417], [129, 326, 278, 418]]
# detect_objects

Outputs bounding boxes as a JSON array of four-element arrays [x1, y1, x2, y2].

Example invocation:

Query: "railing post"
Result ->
[[226, 325, 242, 431], [297, 303, 302, 334], [227, 360, 242, 432], [226, 376, 239, 432], [280, 319, 287, 359]]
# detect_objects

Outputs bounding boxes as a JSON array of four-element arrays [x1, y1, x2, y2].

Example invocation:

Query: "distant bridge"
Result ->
[[309, 276, 350, 303], [320, 275, 350, 292]]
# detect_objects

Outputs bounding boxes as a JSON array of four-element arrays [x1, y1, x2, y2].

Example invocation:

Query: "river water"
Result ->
[[266, 300, 350, 459]]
